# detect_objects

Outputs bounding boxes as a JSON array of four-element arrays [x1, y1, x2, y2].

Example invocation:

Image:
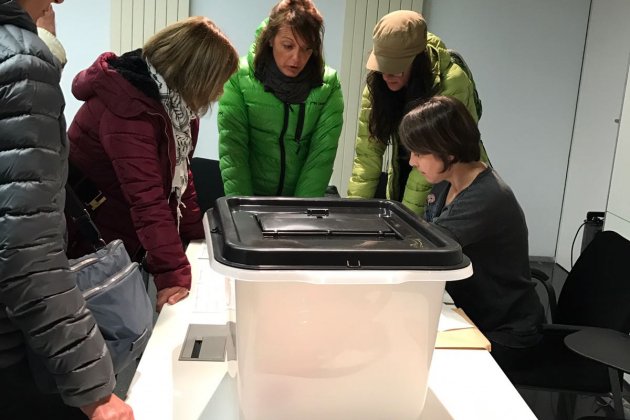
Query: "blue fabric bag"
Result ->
[[64, 182, 154, 374], [69, 239, 153, 373]]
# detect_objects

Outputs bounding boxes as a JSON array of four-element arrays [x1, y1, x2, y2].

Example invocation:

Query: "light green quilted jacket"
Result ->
[[347, 32, 488, 216]]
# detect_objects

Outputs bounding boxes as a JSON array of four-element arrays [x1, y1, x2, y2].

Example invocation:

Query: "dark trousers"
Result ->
[[0, 359, 86, 420], [490, 340, 541, 371]]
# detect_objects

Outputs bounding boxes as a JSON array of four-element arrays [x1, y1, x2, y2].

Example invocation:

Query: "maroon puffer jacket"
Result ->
[[67, 51, 204, 291]]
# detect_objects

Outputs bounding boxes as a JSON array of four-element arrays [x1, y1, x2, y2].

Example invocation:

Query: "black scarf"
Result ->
[[255, 55, 322, 104], [108, 49, 161, 101]]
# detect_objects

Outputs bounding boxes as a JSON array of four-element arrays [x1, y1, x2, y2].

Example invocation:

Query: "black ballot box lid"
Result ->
[[206, 196, 468, 271]]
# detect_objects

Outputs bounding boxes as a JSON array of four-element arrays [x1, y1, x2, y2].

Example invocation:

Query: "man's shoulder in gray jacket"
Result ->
[[0, 1, 116, 408]]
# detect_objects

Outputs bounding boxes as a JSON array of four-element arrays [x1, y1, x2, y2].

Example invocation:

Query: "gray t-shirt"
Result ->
[[425, 167, 544, 348]]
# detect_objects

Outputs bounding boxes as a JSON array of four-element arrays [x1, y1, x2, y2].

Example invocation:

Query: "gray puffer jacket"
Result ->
[[0, 0, 115, 407]]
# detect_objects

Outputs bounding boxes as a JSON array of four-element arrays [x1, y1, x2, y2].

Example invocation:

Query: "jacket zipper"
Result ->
[[276, 103, 290, 196], [294, 103, 306, 155], [82, 263, 138, 300]]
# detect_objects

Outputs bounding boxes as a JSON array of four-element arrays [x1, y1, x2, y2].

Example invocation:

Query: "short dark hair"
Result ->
[[254, 0, 324, 82], [398, 96, 480, 171]]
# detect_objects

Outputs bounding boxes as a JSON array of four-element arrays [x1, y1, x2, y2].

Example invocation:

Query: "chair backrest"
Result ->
[[190, 157, 225, 213], [556, 230, 630, 332]]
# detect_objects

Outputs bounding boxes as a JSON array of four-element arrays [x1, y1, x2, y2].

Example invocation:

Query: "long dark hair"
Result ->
[[367, 52, 436, 145], [253, 0, 324, 83]]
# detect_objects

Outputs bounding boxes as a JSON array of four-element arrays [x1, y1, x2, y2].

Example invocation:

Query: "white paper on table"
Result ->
[[442, 290, 454, 305], [198, 242, 209, 259], [438, 306, 474, 331], [194, 263, 232, 313]]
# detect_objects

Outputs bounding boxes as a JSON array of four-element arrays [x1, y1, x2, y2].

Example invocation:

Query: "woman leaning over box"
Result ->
[[347, 10, 488, 216], [218, 0, 344, 197], [67, 17, 238, 311]]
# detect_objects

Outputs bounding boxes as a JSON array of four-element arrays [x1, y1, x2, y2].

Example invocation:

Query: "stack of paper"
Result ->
[[438, 306, 473, 331]]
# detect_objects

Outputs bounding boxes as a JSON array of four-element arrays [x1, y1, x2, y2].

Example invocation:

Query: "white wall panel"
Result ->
[[111, 0, 190, 55], [119, 0, 133, 52], [331, 1, 369, 192], [605, 213, 630, 242], [132, 0, 145, 49], [422, 0, 590, 258], [110, 0, 122, 54], [155, 0, 168, 32], [166, 0, 179, 23], [605, 57, 630, 240], [144, 0, 156, 40], [377, 0, 389, 19], [412, 0, 425, 11], [556, 0, 630, 269]]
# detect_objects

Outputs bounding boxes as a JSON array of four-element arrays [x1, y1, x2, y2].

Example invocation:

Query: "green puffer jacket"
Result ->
[[218, 24, 344, 197], [347, 32, 488, 216]]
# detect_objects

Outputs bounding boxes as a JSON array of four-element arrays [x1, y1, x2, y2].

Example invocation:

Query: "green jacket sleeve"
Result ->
[[294, 72, 344, 197], [347, 86, 386, 198], [218, 68, 253, 196], [402, 170, 433, 216]]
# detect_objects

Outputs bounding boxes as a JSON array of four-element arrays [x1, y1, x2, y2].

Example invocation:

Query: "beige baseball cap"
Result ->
[[366, 10, 427, 74]]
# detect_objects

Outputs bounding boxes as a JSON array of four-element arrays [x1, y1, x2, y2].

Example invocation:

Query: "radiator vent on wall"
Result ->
[[111, 0, 190, 54]]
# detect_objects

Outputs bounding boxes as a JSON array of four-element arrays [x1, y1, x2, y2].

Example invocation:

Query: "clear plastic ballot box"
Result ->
[[203, 197, 472, 420]]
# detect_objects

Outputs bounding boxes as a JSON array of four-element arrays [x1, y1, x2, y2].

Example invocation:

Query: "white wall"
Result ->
[[605, 56, 630, 240], [421, 0, 590, 258], [55, 0, 110, 124], [190, 0, 346, 160], [556, 0, 630, 270]]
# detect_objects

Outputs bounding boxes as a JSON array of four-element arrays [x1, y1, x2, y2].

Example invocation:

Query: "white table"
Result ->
[[126, 241, 536, 420]]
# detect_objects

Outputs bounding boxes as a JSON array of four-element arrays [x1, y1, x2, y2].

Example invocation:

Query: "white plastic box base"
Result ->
[[229, 276, 447, 420], [204, 199, 473, 419]]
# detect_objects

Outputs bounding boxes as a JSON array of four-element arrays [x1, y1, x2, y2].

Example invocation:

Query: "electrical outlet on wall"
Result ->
[[586, 211, 605, 223]]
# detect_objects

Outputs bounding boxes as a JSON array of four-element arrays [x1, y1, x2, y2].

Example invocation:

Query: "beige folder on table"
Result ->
[[435, 307, 492, 351]]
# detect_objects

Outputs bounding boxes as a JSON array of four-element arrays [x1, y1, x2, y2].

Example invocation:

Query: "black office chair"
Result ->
[[565, 328, 630, 420], [190, 157, 225, 213], [506, 230, 630, 419]]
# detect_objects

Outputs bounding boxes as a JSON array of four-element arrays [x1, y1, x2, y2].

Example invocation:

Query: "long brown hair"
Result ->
[[253, 0, 324, 82]]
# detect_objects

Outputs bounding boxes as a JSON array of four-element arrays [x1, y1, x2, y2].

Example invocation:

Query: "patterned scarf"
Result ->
[[145, 58, 194, 231]]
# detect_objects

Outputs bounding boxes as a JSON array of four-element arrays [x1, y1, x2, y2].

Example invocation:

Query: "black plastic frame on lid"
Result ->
[[207, 196, 469, 271]]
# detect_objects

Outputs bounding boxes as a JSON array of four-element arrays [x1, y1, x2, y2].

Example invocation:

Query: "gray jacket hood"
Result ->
[[0, 0, 36, 32]]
